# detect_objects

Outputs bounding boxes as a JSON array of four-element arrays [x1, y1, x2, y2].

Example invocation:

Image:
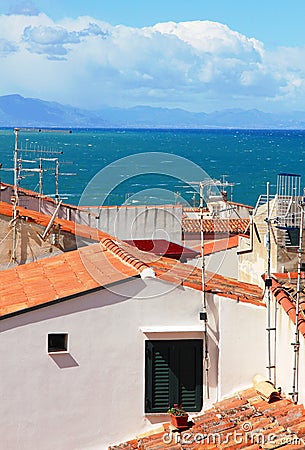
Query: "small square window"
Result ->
[[48, 333, 68, 353]]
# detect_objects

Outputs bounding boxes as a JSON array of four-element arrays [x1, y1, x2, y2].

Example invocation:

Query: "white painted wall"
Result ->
[[0, 277, 267, 450], [1, 185, 183, 243], [217, 296, 267, 399], [0, 278, 208, 450], [187, 247, 238, 279], [87, 205, 183, 243], [275, 306, 305, 405]]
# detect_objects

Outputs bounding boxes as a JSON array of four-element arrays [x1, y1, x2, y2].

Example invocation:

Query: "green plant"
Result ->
[[167, 404, 187, 417]]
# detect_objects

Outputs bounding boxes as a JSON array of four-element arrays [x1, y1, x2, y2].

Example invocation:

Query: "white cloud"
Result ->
[[0, 13, 303, 111], [0, 38, 18, 55], [8, 1, 40, 16]]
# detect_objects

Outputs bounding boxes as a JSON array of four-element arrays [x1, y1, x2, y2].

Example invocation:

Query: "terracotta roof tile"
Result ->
[[110, 388, 305, 449], [269, 274, 305, 339], [0, 200, 111, 242], [117, 241, 263, 305], [182, 218, 250, 235], [0, 217, 264, 317], [191, 235, 240, 256], [0, 243, 139, 317]]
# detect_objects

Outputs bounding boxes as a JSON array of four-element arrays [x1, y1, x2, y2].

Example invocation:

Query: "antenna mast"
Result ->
[[291, 192, 305, 403], [12, 128, 20, 262], [10, 127, 71, 264], [200, 181, 210, 399], [265, 181, 277, 386]]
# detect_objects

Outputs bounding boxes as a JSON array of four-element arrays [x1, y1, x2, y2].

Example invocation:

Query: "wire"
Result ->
[[0, 227, 13, 247]]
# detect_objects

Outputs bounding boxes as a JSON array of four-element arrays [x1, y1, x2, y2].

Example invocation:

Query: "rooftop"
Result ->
[[0, 243, 139, 317], [0, 200, 110, 242], [271, 273, 305, 338], [0, 236, 264, 318], [123, 239, 199, 260], [109, 386, 305, 449], [191, 235, 241, 256], [182, 218, 250, 235]]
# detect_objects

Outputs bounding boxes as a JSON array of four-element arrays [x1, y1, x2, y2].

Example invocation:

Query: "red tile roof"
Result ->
[[0, 243, 139, 317], [1, 182, 79, 209], [271, 273, 305, 338], [182, 218, 250, 234], [191, 235, 241, 256], [118, 241, 264, 306], [109, 387, 305, 449], [0, 234, 264, 317], [0, 200, 111, 242]]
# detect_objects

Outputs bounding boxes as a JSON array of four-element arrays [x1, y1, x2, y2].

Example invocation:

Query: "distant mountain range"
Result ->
[[1, 94, 305, 129]]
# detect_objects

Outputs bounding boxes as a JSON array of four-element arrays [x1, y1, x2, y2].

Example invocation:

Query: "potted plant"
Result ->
[[167, 404, 189, 430]]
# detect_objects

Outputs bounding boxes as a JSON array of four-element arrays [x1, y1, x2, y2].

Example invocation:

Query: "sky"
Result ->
[[0, 0, 305, 112]]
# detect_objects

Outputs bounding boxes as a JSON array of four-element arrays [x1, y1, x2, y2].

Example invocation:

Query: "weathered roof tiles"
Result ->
[[109, 387, 305, 449], [0, 236, 264, 318], [182, 218, 250, 235], [0, 200, 110, 242], [271, 273, 305, 338]]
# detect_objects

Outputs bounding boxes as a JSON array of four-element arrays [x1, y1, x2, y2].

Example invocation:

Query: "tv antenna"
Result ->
[[10, 127, 72, 263]]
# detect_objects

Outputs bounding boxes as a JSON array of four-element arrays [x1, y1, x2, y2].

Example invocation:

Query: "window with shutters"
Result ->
[[145, 339, 203, 413]]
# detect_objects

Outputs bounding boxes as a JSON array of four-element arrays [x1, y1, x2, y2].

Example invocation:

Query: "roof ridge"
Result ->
[[100, 238, 149, 273]]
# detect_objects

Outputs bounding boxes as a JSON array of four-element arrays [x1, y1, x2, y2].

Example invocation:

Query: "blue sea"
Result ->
[[1, 128, 305, 207]]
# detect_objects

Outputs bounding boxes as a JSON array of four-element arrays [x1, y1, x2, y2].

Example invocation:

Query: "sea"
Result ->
[[1, 128, 305, 208]]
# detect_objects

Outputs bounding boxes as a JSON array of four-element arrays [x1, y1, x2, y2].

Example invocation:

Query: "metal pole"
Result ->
[[0, 162, 2, 202], [55, 159, 59, 203], [265, 181, 277, 386], [12, 128, 19, 262], [266, 181, 272, 382], [200, 181, 209, 399], [292, 193, 304, 404], [39, 157, 43, 212]]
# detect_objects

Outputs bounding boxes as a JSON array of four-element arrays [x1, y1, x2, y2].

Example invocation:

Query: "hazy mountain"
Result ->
[[1, 94, 305, 129]]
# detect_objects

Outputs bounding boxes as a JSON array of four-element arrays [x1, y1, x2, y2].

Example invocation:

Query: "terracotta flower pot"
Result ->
[[170, 414, 189, 430]]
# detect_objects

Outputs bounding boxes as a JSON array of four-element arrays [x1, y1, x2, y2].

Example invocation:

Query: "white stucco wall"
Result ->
[[187, 247, 238, 279], [0, 277, 267, 450], [0, 278, 211, 450], [275, 305, 305, 405], [217, 296, 267, 399], [1, 185, 183, 243], [90, 205, 183, 243]]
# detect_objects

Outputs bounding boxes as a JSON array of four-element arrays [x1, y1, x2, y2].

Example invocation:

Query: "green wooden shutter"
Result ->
[[178, 340, 203, 411], [145, 340, 203, 413]]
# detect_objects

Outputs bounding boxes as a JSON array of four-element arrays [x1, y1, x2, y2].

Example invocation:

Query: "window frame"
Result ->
[[47, 333, 69, 354], [145, 339, 203, 414]]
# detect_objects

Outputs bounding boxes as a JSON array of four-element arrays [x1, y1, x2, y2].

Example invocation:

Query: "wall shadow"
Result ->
[[49, 353, 79, 369]]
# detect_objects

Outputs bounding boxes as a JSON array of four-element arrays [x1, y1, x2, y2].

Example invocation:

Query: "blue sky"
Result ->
[[2, 0, 304, 48], [0, 0, 305, 112]]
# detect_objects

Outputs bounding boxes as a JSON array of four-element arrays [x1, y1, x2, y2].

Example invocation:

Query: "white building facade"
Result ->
[[0, 269, 267, 449]]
